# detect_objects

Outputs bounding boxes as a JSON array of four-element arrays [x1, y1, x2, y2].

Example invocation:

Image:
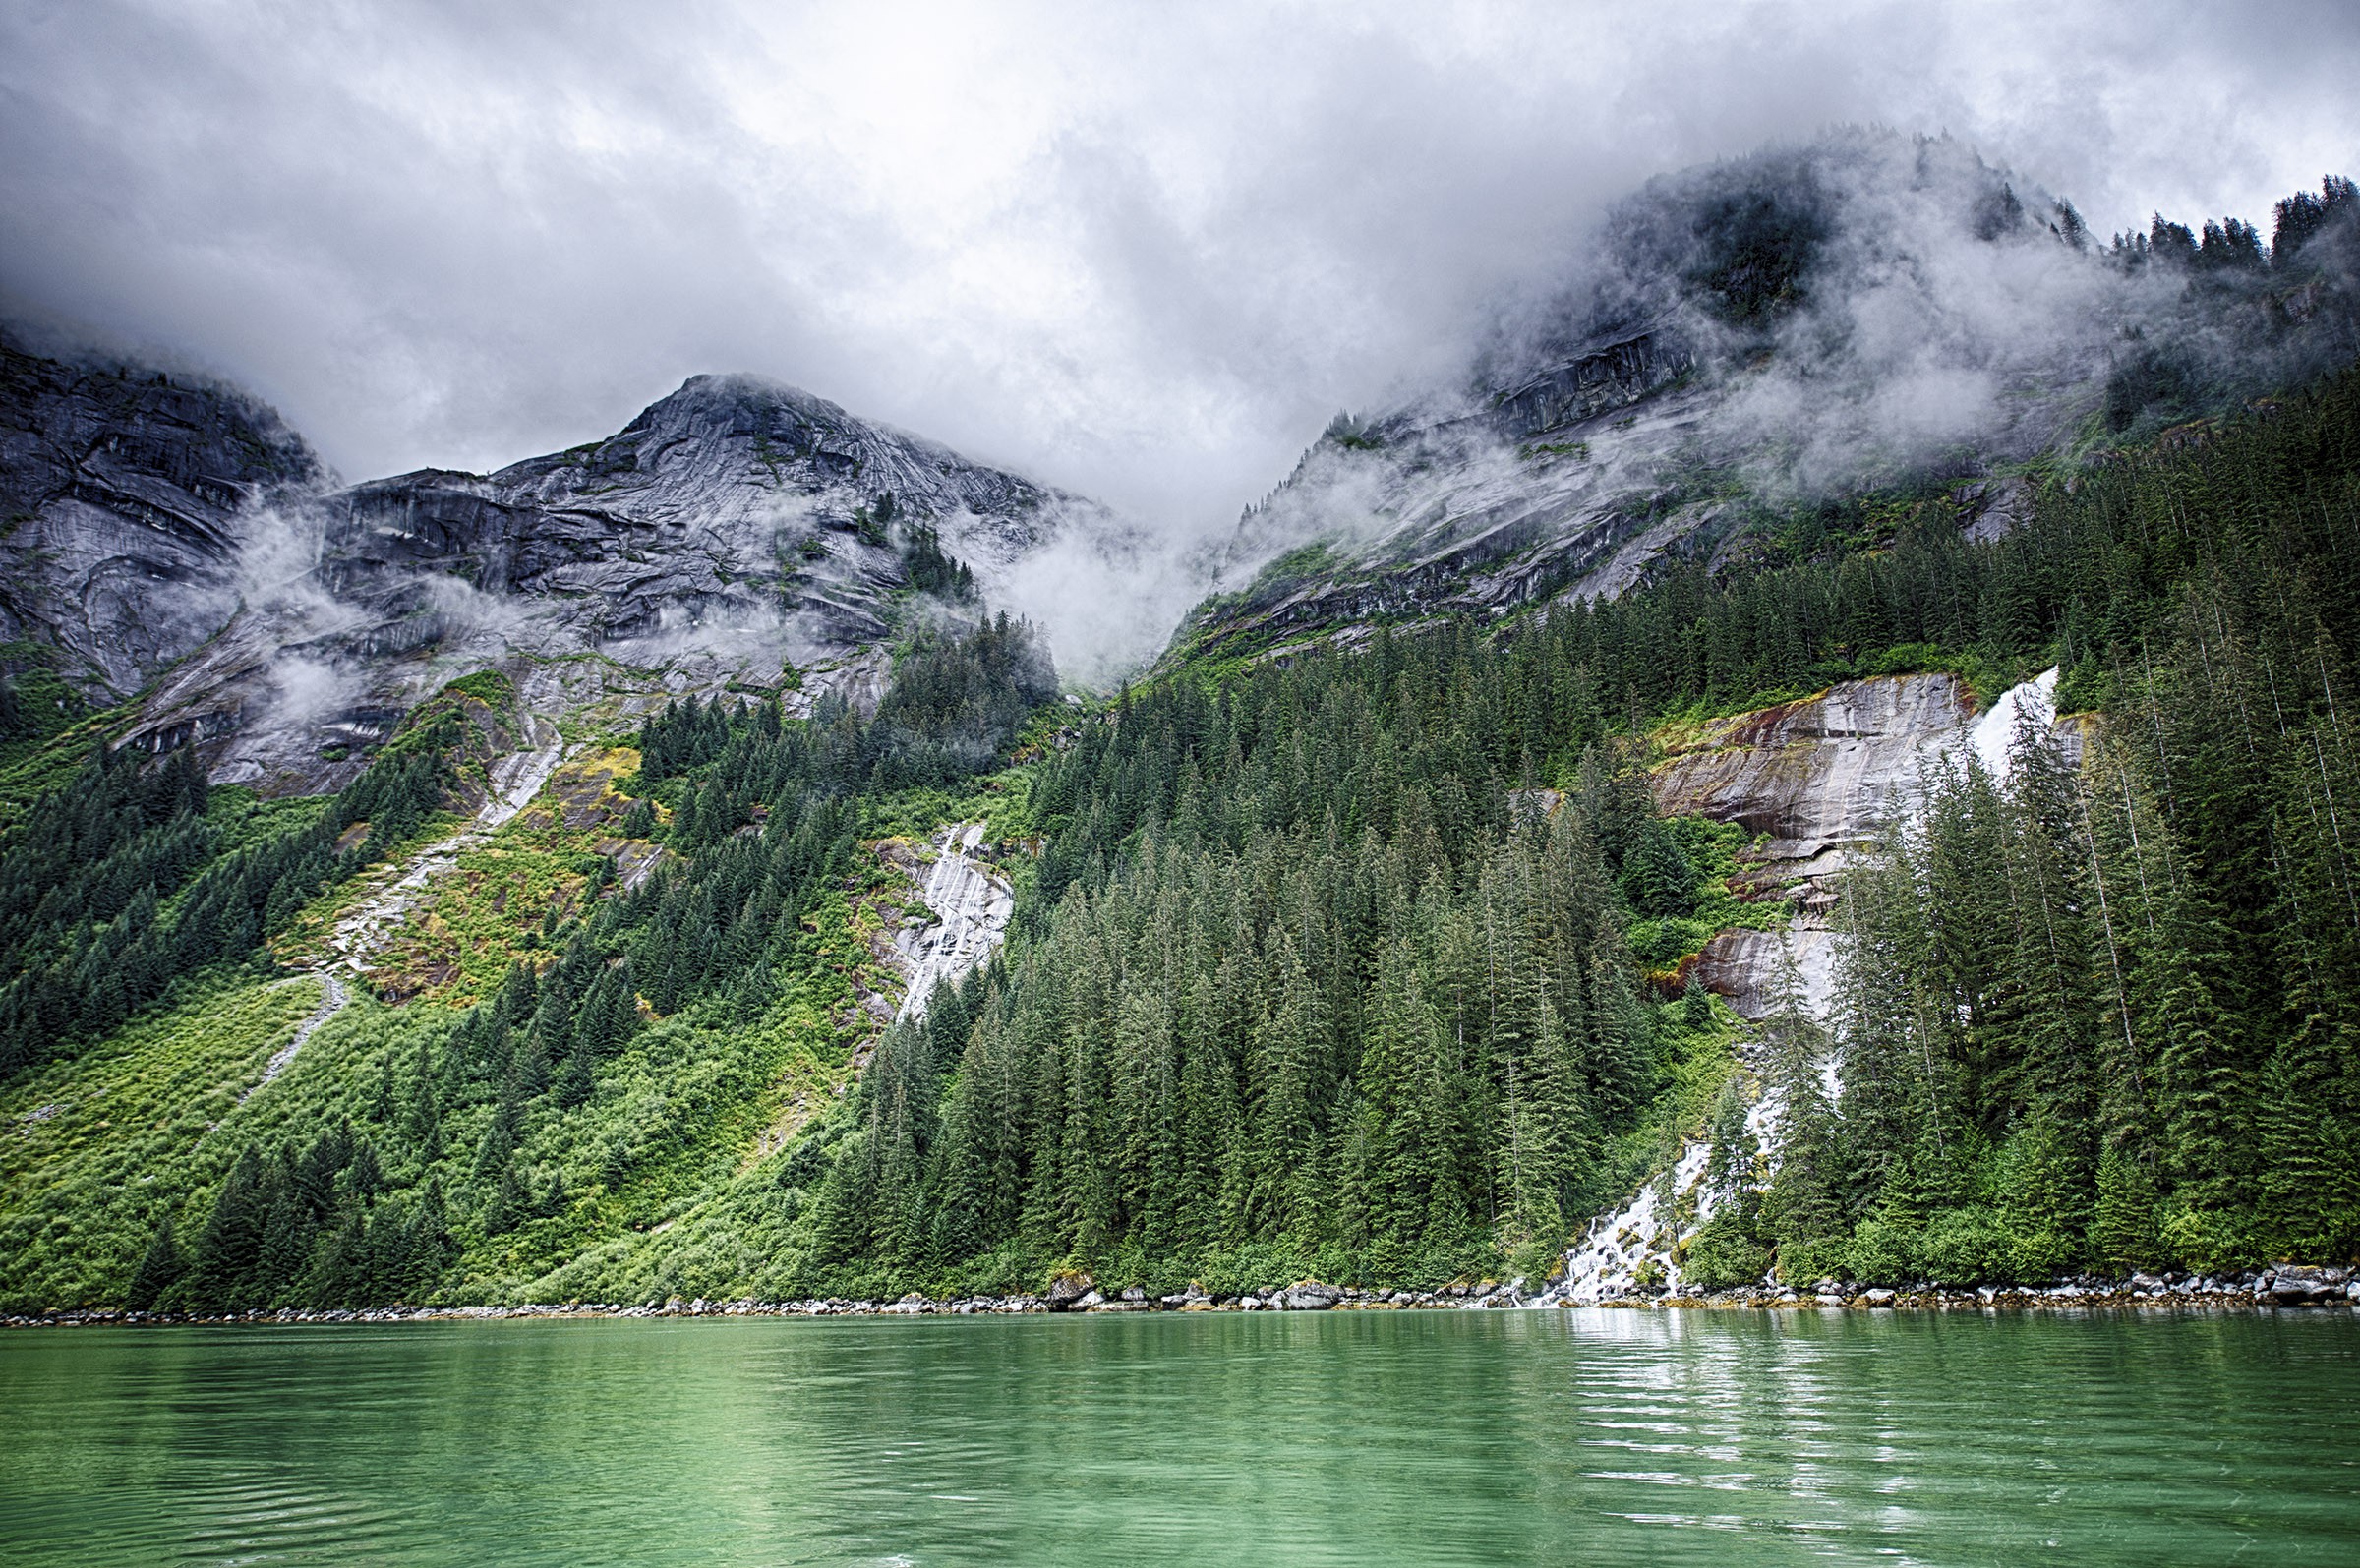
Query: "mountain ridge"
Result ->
[[1180, 134, 2360, 668], [3, 138, 2358, 1320], [6, 362, 1120, 796]]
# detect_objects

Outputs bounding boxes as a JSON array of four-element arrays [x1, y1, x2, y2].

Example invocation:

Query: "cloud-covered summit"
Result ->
[[1188, 128, 2360, 659], [2, 0, 2353, 551]]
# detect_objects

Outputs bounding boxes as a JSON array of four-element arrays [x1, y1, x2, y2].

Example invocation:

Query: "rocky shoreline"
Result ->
[[1563, 1262, 2360, 1312], [7, 1265, 2356, 1328]]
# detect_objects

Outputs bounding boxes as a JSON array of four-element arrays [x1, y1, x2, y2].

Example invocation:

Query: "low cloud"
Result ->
[[2, 2, 2354, 687], [6, 3, 2353, 515]]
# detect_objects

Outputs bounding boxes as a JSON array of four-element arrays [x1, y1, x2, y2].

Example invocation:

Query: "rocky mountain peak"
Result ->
[[1184, 134, 2360, 667], [0, 339, 1114, 794]]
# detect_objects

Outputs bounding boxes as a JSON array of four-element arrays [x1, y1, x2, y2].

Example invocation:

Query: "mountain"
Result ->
[[95, 369, 1111, 794], [1184, 133, 2360, 664], [4, 142, 2359, 1322]]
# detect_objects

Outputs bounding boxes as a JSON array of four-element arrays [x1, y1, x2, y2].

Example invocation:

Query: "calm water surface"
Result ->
[[2, 1307, 2356, 1565]]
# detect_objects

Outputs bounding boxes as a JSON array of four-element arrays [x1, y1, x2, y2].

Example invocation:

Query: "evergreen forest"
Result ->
[[4, 353, 2359, 1313]]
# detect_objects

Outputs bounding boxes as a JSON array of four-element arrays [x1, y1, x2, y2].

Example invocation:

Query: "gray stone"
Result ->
[[1173, 133, 2360, 690], [82, 366, 1119, 794], [0, 332, 323, 700]]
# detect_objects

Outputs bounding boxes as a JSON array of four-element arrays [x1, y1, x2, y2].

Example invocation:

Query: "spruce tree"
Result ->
[[124, 1215, 185, 1309]]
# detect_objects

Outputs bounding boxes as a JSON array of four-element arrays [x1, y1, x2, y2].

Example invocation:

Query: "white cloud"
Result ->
[[2, 0, 2352, 552]]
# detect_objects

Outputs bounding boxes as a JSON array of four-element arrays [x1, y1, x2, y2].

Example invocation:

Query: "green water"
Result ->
[[2, 1309, 2355, 1565]]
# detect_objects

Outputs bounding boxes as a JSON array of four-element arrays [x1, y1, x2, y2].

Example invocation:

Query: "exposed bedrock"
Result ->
[[101, 370, 1105, 792], [876, 823, 1017, 1022], [1650, 672, 1981, 1017], [0, 335, 322, 697]]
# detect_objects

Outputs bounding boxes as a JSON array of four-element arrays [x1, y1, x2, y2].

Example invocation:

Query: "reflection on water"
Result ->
[[2, 1308, 2356, 1565]]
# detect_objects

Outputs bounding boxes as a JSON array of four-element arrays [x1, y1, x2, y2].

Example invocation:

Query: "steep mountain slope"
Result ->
[[1183, 136, 2360, 664], [116, 371, 1110, 794], [0, 334, 322, 698], [5, 145, 2360, 1322]]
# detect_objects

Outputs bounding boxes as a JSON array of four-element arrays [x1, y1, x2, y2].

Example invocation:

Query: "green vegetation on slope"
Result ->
[[5, 366, 2359, 1311], [0, 678, 492, 1079], [0, 615, 1064, 1310], [813, 365, 2360, 1296]]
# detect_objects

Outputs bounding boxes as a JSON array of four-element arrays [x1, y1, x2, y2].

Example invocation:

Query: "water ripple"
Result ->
[[0, 1310, 2355, 1565]]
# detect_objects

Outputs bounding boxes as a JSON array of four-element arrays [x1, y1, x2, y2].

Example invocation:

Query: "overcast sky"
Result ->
[[4, 0, 2355, 536]]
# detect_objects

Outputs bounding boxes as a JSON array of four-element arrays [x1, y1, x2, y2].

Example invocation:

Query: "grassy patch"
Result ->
[[864, 765, 1037, 842], [0, 977, 327, 1310]]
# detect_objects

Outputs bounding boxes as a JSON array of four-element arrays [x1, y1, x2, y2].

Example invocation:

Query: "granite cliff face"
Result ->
[[323, 373, 1075, 654], [103, 372, 1105, 792], [1196, 321, 1712, 655], [0, 335, 322, 697], [1652, 674, 1975, 1016], [1651, 669, 2069, 1017]]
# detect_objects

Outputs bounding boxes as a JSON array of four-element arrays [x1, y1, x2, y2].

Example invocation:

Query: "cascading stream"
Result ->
[[894, 824, 1016, 1021], [1536, 669, 2063, 1305]]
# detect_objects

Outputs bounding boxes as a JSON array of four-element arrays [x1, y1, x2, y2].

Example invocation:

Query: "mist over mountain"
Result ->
[[1188, 131, 2360, 661], [0, 333, 1145, 792], [5, 109, 2360, 1348], [10, 131, 2356, 786], [12, 15, 2360, 1563], [0, 334, 323, 697]]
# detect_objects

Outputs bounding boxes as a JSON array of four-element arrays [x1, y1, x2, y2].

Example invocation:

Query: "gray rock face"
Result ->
[[1653, 673, 1976, 876], [324, 374, 1076, 652], [1198, 323, 1715, 657], [110, 372, 1105, 792], [0, 336, 322, 697], [1653, 674, 1976, 1016], [1657, 668, 2079, 1018], [883, 823, 1017, 1022]]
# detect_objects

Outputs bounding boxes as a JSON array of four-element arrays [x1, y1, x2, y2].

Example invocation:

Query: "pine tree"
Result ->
[[1759, 952, 1844, 1267], [2091, 1145, 2163, 1274], [189, 1145, 266, 1310], [124, 1215, 185, 1309]]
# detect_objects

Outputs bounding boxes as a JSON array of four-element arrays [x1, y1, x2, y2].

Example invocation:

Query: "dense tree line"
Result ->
[[79, 359, 2360, 1307], [1528, 368, 2360, 727], [812, 613, 1730, 1289], [821, 810, 1677, 1289], [819, 366, 2360, 1292], [1684, 386, 2360, 1283], [129, 1122, 454, 1312], [641, 611, 1055, 814], [132, 617, 1057, 1311], [898, 518, 979, 604]]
